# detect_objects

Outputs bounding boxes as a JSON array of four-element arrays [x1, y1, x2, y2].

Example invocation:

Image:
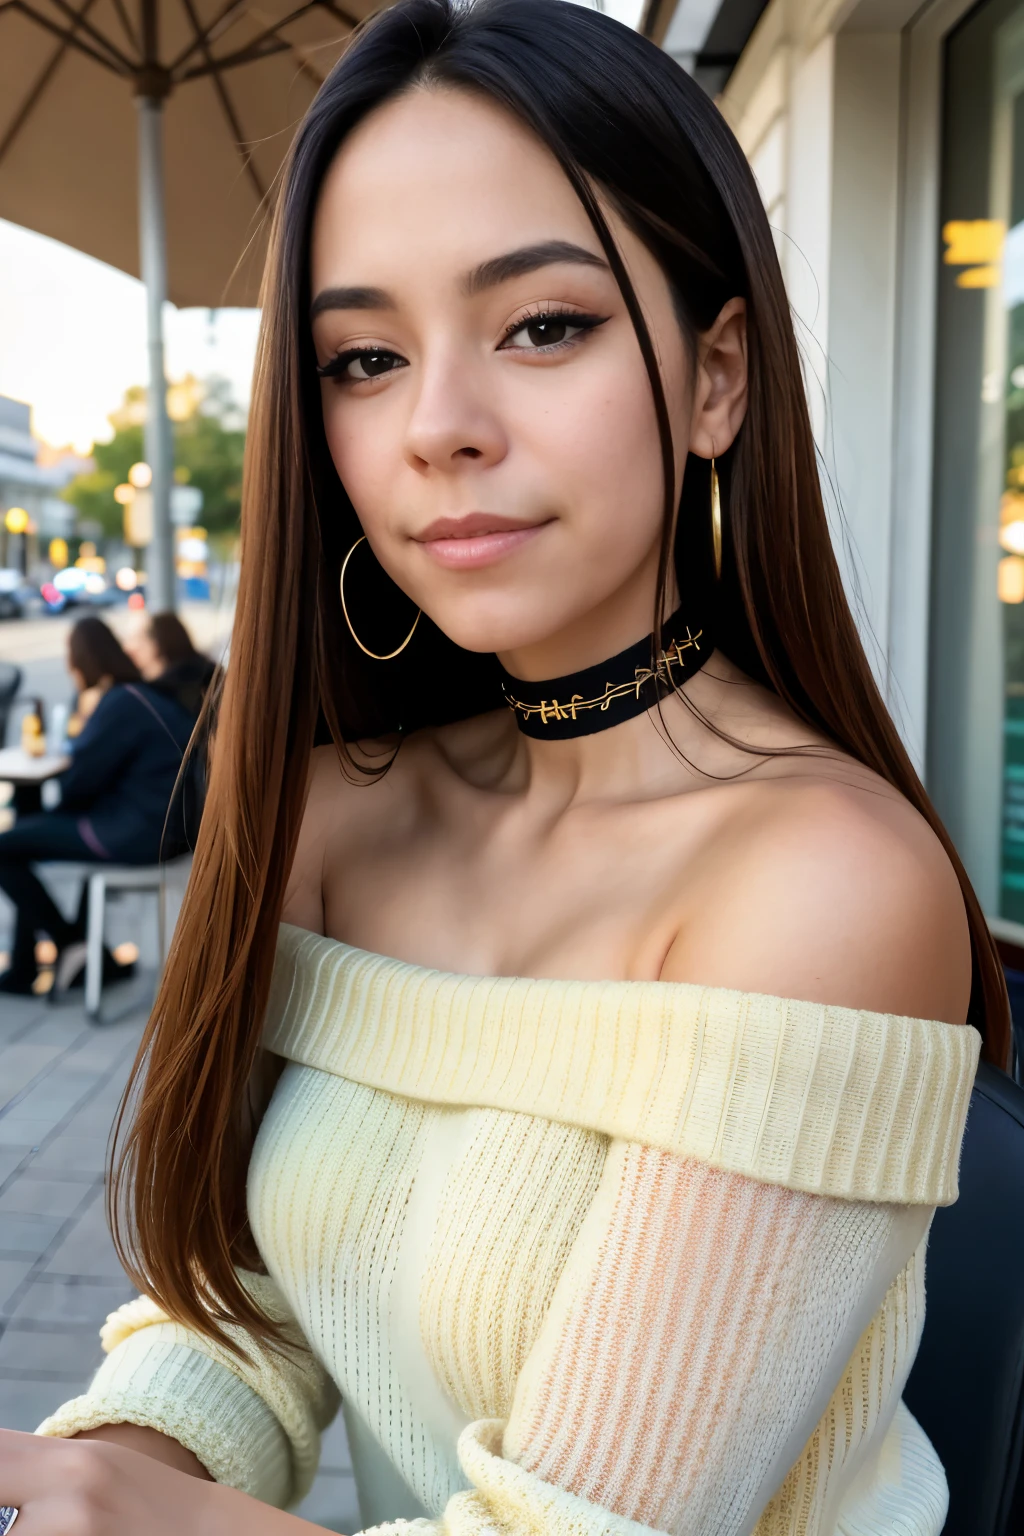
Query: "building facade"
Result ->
[[0, 394, 77, 568], [646, 0, 1024, 943]]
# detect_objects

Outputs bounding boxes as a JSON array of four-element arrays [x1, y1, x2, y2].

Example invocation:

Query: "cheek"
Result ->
[[320, 385, 399, 533], [318, 339, 673, 572], [518, 348, 666, 552]]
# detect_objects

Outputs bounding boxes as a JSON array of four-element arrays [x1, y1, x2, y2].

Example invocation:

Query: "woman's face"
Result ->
[[310, 88, 745, 667], [68, 651, 86, 695], [122, 617, 164, 681]]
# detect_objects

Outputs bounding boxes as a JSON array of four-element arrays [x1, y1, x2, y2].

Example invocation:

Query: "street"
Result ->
[[0, 603, 232, 718], [0, 602, 360, 1530], [0, 988, 359, 1530]]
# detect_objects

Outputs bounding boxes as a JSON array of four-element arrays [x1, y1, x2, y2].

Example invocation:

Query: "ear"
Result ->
[[688, 297, 748, 459]]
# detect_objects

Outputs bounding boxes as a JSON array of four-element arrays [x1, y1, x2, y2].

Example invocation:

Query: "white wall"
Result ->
[[827, 33, 902, 675], [663, 0, 723, 73], [716, 0, 938, 766]]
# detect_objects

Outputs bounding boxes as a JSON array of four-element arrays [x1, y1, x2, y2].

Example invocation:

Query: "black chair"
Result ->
[[1001, 966, 1024, 1083], [0, 662, 20, 746], [904, 1060, 1024, 1534]]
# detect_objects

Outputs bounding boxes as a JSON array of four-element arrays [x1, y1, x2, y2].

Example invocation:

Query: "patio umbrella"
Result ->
[[0, 0, 386, 606]]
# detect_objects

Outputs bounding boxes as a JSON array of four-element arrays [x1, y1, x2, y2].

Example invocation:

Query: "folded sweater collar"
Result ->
[[263, 922, 980, 1208]]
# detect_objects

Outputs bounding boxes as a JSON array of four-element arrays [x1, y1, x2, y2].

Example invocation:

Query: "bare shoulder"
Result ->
[[661, 769, 972, 1025], [281, 746, 342, 933], [281, 738, 408, 932], [281, 719, 481, 933]]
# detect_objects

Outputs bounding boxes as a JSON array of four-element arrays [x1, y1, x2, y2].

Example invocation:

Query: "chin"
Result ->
[[426, 598, 568, 658]]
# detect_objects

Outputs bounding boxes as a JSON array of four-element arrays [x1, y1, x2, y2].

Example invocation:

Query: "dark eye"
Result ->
[[524, 318, 569, 346], [500, 311, 605, 353], [317, 348, 407, 382], [352, 350, 399, 379]]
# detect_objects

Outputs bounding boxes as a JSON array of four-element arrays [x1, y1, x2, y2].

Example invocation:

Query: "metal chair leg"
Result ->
[[85, 874, 106, 1018]]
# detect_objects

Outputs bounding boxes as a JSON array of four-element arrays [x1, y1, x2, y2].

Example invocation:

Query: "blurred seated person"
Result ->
[[122, 610, 216, 719], [0, 616, 194, 995]]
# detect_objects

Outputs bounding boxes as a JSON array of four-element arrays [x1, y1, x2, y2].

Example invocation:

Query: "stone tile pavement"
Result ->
[[0, 982, 359, 1532]]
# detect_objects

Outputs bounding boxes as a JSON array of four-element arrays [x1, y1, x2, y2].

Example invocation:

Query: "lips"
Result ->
[[413, 512, 550, 571], [415, 512, 541, 542]]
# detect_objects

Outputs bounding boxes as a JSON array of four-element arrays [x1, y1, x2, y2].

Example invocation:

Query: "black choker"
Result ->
[[498, 606, 712, 740]]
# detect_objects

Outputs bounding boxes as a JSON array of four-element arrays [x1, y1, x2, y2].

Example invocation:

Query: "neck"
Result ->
[[494, 660, 731, 804], [496, 560, 679, 683], [489, 565, 725, 799]]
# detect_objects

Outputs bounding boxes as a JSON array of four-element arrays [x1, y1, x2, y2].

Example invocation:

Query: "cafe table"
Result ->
[[0, 747, 71, 818]]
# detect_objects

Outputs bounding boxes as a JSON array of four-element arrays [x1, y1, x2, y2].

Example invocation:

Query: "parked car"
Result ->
[[0, 568, 40, 620], [42, 568, 124, 611]]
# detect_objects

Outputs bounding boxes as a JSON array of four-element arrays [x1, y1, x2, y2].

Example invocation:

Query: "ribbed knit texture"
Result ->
[[265, 927, 978, 1204], [38, 926, 980, 1535], [37, 1270, 337, 1504]]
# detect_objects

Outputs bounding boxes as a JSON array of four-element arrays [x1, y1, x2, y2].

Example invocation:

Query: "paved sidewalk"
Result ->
[[0, 984, 358, 1531]]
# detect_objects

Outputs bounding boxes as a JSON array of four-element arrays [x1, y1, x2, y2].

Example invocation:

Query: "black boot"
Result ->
[[0, 966, 38, 995]]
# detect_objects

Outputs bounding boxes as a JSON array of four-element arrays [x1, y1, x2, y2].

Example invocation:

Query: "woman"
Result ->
[[0, 617, 193, 994], [1, 2, 1000, 1531], [123, 610, 217, 719]]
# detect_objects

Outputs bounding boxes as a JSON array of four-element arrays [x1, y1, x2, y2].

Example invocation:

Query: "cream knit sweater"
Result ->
[[39, 924, 980, 1536]]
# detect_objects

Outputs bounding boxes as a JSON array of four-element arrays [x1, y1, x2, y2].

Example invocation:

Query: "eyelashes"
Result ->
[[316, 346, 406, 382], [316, 308, 609, 384], [498, 307, 608, 350]]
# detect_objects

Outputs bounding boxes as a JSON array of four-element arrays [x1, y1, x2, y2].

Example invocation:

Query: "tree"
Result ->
[[59, 389, 146, 540], [174, 377, 246, 535], [61, 377, 246, 540]]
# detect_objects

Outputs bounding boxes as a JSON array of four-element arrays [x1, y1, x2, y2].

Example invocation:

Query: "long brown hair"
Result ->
[[148, 611, 204, 670], [69, 616, 140, 688], [113, 0, 1010, 1350]]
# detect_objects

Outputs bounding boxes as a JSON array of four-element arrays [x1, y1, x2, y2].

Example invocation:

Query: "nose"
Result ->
[[402, 345, 508, 474]]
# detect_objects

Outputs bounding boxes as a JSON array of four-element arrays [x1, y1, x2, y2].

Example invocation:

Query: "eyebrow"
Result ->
[[461, 240, 609, 295], [309, 240, 609, 320], [310, 284, 393, 319]]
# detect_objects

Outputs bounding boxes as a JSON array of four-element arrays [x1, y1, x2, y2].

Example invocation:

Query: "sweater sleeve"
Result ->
[[35, 1272, 340, 1508], [359, 1145, 941, 1536]]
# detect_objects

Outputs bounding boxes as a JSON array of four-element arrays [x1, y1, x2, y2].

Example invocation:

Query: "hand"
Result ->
[[76, 685, 106, 722], [0, 1429, 215, 1535], [0, 1429, 337, 1535]]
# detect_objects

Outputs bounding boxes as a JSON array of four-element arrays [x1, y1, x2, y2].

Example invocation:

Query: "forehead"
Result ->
[[310, 87, 598, 288]]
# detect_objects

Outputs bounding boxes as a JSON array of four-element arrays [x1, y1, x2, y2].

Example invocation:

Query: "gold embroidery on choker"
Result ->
[[503, 626, 704, 726]]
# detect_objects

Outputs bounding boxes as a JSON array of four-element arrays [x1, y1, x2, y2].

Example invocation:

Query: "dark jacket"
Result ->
[[150, 654, 216, 720], [58, 683, 194, 864]]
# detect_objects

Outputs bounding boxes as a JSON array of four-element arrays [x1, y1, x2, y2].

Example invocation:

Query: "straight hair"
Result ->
[[113, 0, 1010, 1352], [68, 615, 140, 689], [148, 611, 203, 670]]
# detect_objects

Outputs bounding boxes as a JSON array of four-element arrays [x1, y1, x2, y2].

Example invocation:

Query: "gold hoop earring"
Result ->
[[340, 536, 422, 660], [710, 455, 722, 580]]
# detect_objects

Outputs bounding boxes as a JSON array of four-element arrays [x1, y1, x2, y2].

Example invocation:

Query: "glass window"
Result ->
[[931, 0, 1024, 923]]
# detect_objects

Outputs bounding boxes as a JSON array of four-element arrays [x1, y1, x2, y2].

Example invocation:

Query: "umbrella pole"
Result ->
[[136, 92, 175, 612]]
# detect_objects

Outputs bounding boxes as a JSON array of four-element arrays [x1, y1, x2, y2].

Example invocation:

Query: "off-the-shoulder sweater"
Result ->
[[38, 923, 981, 1536]]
